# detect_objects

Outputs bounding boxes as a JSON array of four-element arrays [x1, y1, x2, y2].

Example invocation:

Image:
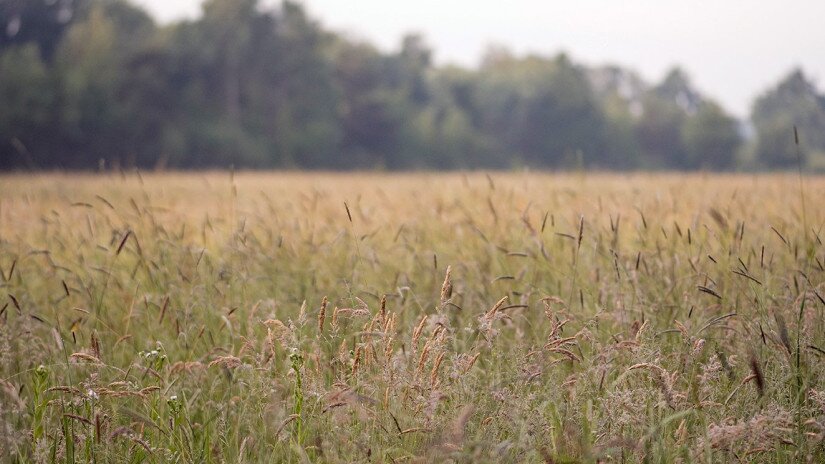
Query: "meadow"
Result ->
[[1, 172, 824, 463]]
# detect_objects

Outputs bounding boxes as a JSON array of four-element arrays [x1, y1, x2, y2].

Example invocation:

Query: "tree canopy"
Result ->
[[0, 0, 819, 171]]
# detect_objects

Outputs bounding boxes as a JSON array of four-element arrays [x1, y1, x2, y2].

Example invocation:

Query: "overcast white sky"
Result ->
[[132, 0, 825, 118]]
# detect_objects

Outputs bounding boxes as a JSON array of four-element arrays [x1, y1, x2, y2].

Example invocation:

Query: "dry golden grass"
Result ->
[[1, 171, 824, 463]]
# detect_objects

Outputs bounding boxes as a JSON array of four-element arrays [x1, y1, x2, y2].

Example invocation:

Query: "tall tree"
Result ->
[[636, 68, 710, 168], [0, 0, 87, 61], [475, 50, 605, 167], [681, 102, 741, 170], [55, 4, 123, 167], [0, 44, 56, 168], [752, 69, 825, 168], [331, 39, 403, 168]]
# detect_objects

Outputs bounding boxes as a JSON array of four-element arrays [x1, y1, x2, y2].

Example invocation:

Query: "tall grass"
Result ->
[[0, 172, 824, 463]]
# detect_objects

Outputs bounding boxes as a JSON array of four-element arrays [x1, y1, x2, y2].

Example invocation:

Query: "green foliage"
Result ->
[[752, 69, 825, 169], [0, 44, 56, 169], [473, 52, 606, 167], [0, 0, 815, 171], [681, 102, 741, 170], [0, 0, 86, 60], [635, 71, 692, 169]]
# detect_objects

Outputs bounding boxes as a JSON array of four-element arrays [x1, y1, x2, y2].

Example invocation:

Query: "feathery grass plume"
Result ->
[[439, 266, 453, 307], [69, 352, 102, 364], [383, 334, 395, 361], [749, 351, 765, 397], [383, 311, 396, 358], [809, 389, 825, 415], [2, 259, 16, 282], [417, 342, 431, 375], [484, 296, 509, 319], [703, 405, 793, 453], [634, 319, 650, 343], [208, 356, 242, 369], [463, 352, 481, 373], [157, 295, 169, 324], [115, 230, 131, 255], [626, 363, 680, 409], [412, 315, 428, 348], [379, 294, 387, 326], [384, 311, 396, 336], [430, 351, 445, 387], [691, 338, 706, 357], [90, 331, 101, 360], [331, 306, 340, 330], [318, 296, 328, 332], [542, 296, 566, 320], [577, 215, 584, 250], [429, 403, 477, 455], [169, 361, 205, 374], [774, 312, 792, 354], [298, 300, 307, 325], [274, 414, 300, 439], [343, 201, 352, 223], [8, 294, 21, 313], [263, 319, 293, 349], [337, 339, 349, 365], [352, 345, 362, 376]]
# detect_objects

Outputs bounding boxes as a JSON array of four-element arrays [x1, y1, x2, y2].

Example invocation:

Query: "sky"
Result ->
[[132, 0, 825, 118]]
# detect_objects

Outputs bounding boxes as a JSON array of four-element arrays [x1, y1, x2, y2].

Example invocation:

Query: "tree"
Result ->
[[475, 51, 605, 168], [752, 69, 825, 168], [0, 0, 88, 61], [635, 68, 711, 168], [655, 67, 702, 113], [0, 0, 770, 172], [681, 102, 741, 170], [0, 44, 56, 169], [54, 4, 124, 168], [267, 1, 341, 168], [331, 39, 403, 168], [116, 42, 185, 169], [331, 34, 437, 169], [586, 66, 648, 168]]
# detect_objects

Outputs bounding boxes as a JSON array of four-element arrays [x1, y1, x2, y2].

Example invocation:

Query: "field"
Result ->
[[1, 172, 824, 463]]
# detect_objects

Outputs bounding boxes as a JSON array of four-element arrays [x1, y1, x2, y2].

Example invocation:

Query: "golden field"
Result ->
[[1, 172, 824, 463]]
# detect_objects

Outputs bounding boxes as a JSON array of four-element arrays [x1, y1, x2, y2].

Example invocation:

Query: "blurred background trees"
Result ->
[[751, 69, 825, 169], [0, 0, 819, 171]]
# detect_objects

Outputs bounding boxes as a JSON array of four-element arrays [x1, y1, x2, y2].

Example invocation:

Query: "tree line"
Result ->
[[2, 0, 824, 171]]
